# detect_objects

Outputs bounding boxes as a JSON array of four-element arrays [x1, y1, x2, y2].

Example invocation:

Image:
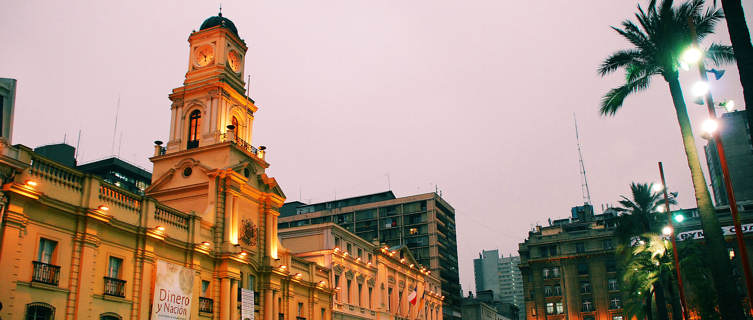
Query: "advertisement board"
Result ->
[[152, 260, 194, 320], [241, 288, 255, 320]]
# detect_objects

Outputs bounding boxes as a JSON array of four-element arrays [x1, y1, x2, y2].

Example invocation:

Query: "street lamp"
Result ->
[[658, 162, 690, 320]]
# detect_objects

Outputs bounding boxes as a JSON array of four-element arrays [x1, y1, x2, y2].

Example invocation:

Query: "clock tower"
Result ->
[[147, 13, 291, 320]]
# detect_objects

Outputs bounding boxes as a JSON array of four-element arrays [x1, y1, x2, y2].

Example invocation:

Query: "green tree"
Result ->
[[614, 183, 676, 320], [599, 1, 741, 318]]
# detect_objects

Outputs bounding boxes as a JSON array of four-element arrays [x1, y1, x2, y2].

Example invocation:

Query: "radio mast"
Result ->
[[574, 113, 592, 205]]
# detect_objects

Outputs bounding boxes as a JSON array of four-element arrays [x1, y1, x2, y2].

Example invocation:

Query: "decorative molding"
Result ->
[[333, 264, 344, 275], [345, 270, 354, 280], [388, 275, 395, 284], [398, 280, 405, 289], [356, 274, 365, 283], [367, 278, 375, 287]]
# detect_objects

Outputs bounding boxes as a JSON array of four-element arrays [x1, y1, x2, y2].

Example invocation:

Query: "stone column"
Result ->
[[264, 288, 274, 320], [231, 279, 239, 320], [221, 277, 231, 320]]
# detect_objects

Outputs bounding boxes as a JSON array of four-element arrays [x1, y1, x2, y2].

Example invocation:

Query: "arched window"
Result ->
[[187, 110, 201, 149], [100, 313, 122, 320], [25, 302, 55, 320], [231, 116, 240, 139]]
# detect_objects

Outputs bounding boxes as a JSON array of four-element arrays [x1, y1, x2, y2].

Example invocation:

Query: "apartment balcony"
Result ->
[[104, 277, 126, 297], [32, 261, 60, 286], [199, 297, 214, 313]]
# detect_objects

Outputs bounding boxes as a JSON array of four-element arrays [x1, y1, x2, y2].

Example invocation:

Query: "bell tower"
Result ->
[[164, 11, 256, 154]]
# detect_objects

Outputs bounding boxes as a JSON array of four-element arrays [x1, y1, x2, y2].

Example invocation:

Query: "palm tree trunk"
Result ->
[[666, 75, 746, 320], [647, 290, 654, 320], [655, 281, 670, 320], [664, 274, 682, 320], [719, 0, 753, 145]]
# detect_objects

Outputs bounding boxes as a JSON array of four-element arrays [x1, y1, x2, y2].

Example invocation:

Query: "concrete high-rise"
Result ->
[[705, 110, 753, 206], [279, 191, 463, 320], [474, 250, 524, 319]]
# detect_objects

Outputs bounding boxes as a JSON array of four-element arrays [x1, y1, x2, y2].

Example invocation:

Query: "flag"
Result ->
[[409, 286, 418, 305]]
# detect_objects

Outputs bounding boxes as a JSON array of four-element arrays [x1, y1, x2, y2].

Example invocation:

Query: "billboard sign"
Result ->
[[152, 260, 194, 320]]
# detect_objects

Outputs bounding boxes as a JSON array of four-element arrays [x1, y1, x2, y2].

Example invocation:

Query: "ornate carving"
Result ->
[[345, 270, 354, 280], [240, 219, 258, 247], [398, 280, 405, 289], [388, 275, 395, 284], [356, 274, 365, 283], [333, 264, 344, 275], [367, 278, 376, 287]]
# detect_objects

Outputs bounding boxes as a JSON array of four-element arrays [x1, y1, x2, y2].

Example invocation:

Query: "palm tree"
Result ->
[[614, 183, 676, 320], [599, 1, 742, 318]]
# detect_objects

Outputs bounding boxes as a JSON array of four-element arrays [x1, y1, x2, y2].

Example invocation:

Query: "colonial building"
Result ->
[[278, 191, 462, 320], [518, 205, 624, 320], [278, 223, 443, 320], [0, 13, 333, 320]]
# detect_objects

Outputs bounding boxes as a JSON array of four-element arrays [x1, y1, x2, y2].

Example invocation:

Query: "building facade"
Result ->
[[462, 291, 512, 320], [473, 250, 524, 319], [279, 223, 444, 320], [278, 191, 462, 320], [0, 13, 334, 320], [518, 205, 624, 320], [705, 110, 753, 206]]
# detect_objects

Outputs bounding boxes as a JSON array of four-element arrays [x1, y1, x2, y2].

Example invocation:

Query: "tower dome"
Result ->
[[199, 12, 239, 36]]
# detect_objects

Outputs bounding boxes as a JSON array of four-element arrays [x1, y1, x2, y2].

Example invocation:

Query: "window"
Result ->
[[358, 248, 363, 259], [25, 302, 55, 320], [540, 247, 549, 257], [556, 302, 564, 314], [38, 238, 57, 263], [609, 296, 621, 309], [549, 245, 557, 256], [546, 302, 554, 315], [231, 116, 239, 138], [603, 239, 614, 250], [347, 279, 352, 303], [298, 302, 304, 316], [606, 259, 617, 273], [347, 243, 352, 255], [368, 287, 373, 308], [108, 257, 123, 278], [358, 283, 363, 306], [542, 268, 551, 279], [577, 263, 589, 275], [608, 278, 619, 291], [612, 316, 624, 320], [552, 266, 560, 278], [187, 110, 201, 149], [368, 253, 373, 263], [553, 285, 561, 296], [544, 286, 553, 297], [202, 280, 210, 297], [582, 297, 594, 312], [576, 242, 585, 253], [335, 237, 341, 248], [321, 308, 326, 320], [100, 313, 122, 320], [388, 288, 393, 311], [581, 281, 591, 294]]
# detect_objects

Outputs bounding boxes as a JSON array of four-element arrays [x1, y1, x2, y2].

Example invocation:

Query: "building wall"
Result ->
[[279, 193, 462, 320], [705, 110, 753, 206], [518, 210, 623, 320]]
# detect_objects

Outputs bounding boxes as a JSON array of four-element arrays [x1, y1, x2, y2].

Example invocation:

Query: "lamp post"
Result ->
[[658, 162, 689, 320], [684, 26, 753, 309]]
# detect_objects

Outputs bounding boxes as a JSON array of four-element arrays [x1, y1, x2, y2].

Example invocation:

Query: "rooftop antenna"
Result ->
[[74, 130, 81, 161], [385, 173, 391, 191], [574, 113, 592, 205], [246, 75, 251, 97], [111, 95, 121, 156], [218, 3, 222, 16]]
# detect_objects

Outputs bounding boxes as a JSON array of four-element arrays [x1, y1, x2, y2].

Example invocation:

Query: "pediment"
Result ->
[[146, 158, 212, 195]]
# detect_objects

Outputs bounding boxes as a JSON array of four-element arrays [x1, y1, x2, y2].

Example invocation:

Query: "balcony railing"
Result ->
[[32, 261, 60, 286], [220, 133, 264, 160], [199, 297, 214, 313], [104, 277, 126, 297]]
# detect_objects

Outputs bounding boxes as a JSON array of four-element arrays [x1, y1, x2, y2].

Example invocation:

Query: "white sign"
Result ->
[[152, 260, 194, 320], [241, 288, 255, 320], [676, 223, 753, 241]]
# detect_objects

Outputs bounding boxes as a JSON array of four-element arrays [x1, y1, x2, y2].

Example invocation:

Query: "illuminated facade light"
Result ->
[[25, 180, 38, 187], [156, 226, 166, 231], [240, 251, 248, 257], [98, 205, 110, 211], [202, 241, 211, 247]]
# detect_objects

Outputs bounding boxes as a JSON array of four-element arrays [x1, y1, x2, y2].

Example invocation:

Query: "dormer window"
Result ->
[[187, 110, 201, 149]]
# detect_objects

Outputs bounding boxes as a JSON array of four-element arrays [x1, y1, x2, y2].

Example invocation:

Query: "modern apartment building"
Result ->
[[279, 191, 463, 320], [279, 223, 444, 320], [705, 110, 753, 206], [474, 250, 524, 319], [518, 204, 624, 320]]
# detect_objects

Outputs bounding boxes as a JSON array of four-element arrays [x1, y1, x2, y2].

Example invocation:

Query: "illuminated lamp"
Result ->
[[157, 226, 166, 231], [98, 205, 110, 211], [25, 180, 38, 187]]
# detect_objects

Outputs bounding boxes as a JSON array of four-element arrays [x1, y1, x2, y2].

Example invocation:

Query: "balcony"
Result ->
[[220, 133, 264, 160], [104, 277, 126, 297], [32, 261, 60, 286], [199, 297, 214, 313]]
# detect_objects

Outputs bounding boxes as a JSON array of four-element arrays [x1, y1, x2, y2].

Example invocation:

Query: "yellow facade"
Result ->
[[279, 223, 443, 320], [0, 14, 332, 320]]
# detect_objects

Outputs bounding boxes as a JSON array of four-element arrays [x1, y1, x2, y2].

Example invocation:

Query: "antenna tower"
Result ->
[[573, 113, 592, 205]]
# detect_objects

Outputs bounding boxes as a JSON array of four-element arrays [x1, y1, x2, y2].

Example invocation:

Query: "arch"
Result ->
[[187, 109, 201, 149], [100, 312, 122, 320], [231, 116, 240, 139], [25, 302, 55, 320]]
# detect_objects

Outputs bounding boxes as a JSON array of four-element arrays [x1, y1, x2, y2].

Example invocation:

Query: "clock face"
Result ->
[[228, 50, 241, 72], [195, 45, 214, 67]]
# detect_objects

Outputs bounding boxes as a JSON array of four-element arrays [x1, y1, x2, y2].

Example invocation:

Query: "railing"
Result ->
[[104, 277, 126, 297], [220, 133, 263, 159], [154, 205, 189, 230], [199, 297, 214, 313], [30, 156, 83, 190], [32, 261, 60, 286], [99, 185, 141, 210]]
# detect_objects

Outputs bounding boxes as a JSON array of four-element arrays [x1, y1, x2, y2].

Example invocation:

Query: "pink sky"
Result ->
[[2, 0, 752, 292]]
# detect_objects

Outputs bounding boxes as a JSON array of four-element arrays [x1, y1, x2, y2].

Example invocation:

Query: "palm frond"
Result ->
[[600, 74, 653, 116], [705, 43, 735, 66], [599, 49, 643, 76]]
